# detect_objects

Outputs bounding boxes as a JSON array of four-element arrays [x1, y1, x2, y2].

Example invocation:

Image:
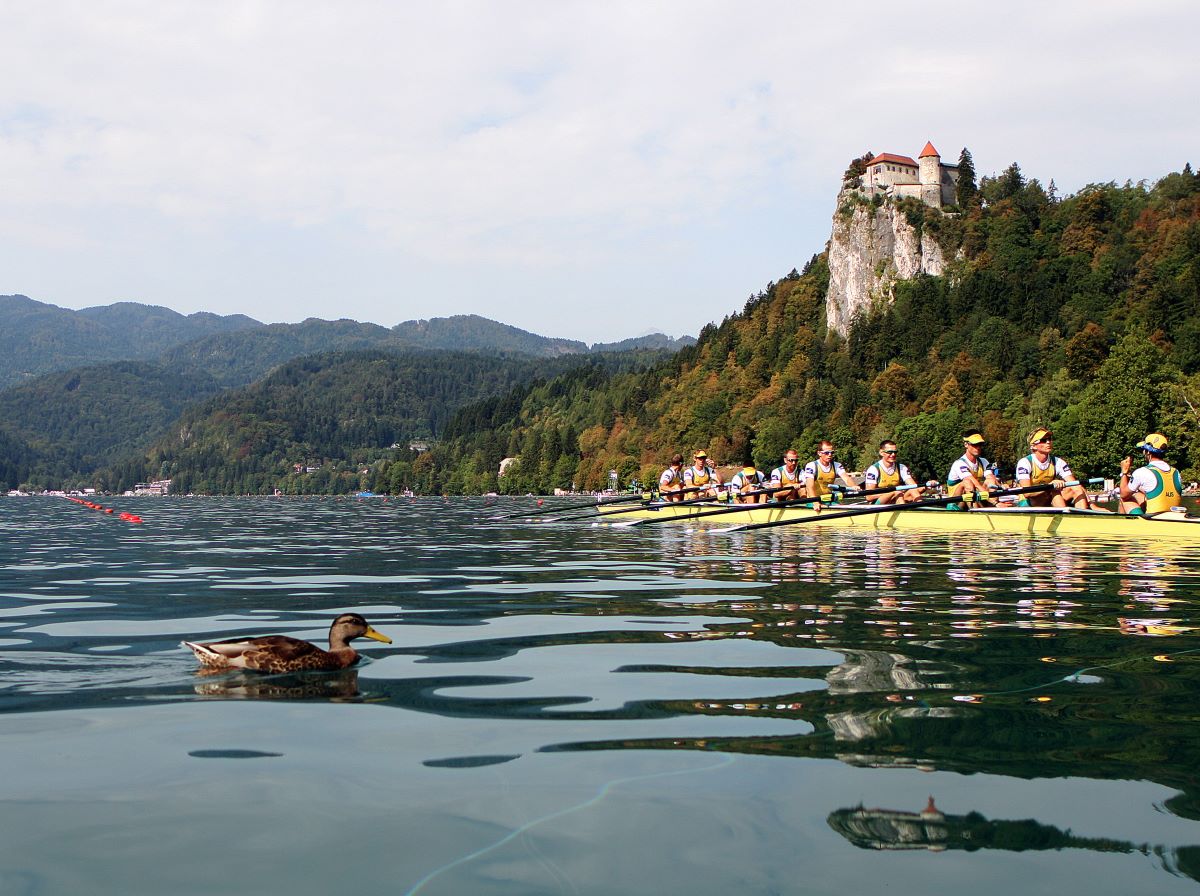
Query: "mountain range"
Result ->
[[0, 294, 694, 491], [0, 294, 693, 391]]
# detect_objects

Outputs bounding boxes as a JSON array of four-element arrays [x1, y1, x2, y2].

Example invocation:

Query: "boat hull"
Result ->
[[614, 502, 1200, 540]]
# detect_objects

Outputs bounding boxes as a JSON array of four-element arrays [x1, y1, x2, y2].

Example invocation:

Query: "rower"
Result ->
[[804, 440, 859, 512], [682, 450, 722, 500], [1119, 432, 1183, 515], [947, 429, 1000, 509], [1015, 428, 1089, 509], [769, 449, 805, 501], [658, 454, 685, 502], [729, 464, 768, 504], [863, 440, 923, 504]]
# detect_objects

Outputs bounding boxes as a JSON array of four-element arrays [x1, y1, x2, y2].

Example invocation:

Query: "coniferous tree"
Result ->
[[956, 147, 978, 206]]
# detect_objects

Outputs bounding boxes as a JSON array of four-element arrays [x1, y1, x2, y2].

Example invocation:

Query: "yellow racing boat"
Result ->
[[613, 501, 1200, 540]]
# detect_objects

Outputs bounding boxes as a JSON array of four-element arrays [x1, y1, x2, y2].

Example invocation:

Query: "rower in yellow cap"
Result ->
[[729, 463, 768, 504], [947, 429, 1000, 509], [1014, 427, 1090, 509], [1119, 432, 1183, 515], [682, 450, 722, 499]]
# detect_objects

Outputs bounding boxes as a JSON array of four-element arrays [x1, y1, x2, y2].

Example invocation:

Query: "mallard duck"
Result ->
[[181, 613, 392, 673]]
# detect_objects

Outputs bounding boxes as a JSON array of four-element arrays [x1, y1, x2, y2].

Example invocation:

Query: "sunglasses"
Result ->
[[819, 450, 834, 456], [882, 449, 897, 455]]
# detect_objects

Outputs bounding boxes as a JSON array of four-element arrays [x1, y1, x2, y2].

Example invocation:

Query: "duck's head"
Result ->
[[329, 613, 392, 649]]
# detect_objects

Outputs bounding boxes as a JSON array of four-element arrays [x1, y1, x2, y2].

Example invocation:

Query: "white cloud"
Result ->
[[1, 1, 1196, 340]]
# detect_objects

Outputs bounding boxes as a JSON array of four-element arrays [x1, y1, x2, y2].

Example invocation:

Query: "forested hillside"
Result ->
[[423, 163, 1200, 494], [123, 348, 671, 495], [0, 361, 226, 489]]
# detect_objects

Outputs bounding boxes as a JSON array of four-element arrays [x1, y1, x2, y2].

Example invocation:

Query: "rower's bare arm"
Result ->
[[1118, 457, 1136, 500]]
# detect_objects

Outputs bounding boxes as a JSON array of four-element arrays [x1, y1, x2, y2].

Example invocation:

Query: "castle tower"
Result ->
[[918, 141, 941, 207]]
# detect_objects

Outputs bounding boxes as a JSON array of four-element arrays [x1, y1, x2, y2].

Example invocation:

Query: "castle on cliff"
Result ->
[[858, 141, 959, 208]]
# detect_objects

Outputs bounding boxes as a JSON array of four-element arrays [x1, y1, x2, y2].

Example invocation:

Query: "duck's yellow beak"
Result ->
[[364, 626, 392, 644]]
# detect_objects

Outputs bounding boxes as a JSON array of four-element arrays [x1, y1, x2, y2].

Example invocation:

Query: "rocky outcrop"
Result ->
[[825, 198, 947, 338]]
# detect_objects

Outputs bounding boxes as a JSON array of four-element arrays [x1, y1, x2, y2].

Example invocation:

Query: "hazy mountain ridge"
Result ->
[[0, 294, 262, 391], [2, 296, 694, 392], [0, 297, 696, 490]]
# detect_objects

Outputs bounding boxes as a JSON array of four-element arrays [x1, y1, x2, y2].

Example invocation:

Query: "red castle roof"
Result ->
[[919, 141, 940, 158], [868, 152, 918, 168]]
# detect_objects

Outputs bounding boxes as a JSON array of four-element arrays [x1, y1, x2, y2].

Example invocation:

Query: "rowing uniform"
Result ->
[[770, 463, 804, 497], [946, 453, 992, 510], [1128, 459, 1183, 514], [682, 464, 717, 491], [864, 460, 911, 503], [803, 460, 848, 497], [729, 469, 765, 500], [659, 466, 682, 489], [1014, 453, 1074, 486], [864, 460, 911, 491], [1014, 452, 1075, 506], [947, 453, 990, 491]]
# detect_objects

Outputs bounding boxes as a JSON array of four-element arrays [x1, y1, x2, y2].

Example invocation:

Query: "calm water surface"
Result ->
[[2, 496, 1200, 895]]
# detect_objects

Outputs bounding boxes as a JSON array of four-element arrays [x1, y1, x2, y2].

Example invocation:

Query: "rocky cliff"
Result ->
[[825, 197, 947, 338]]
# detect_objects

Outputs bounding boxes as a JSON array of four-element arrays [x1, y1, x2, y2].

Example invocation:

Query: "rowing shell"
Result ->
[[612, 501, 1200, 540]]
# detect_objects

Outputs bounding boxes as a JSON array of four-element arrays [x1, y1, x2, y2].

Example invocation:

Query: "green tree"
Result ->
[[956, 147, 978, 207], [1055, 335, 1179, 476]]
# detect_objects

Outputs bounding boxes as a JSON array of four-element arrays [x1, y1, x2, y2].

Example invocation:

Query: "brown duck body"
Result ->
[[182, 613, 392, 673]]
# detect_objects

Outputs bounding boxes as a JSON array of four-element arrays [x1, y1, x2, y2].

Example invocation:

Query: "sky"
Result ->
[[2, 2, 1196, 344]]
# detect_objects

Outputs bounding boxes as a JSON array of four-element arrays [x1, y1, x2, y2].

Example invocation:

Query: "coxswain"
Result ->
[[804, 440, 859, 512], [1015, 428, 1090, 509], [1119, 432, 1183, 515], [682, 450, 722, 500], [947, 429, 1000, 509], [769, 449, 805, 502], [729, 464, 768, 504], [863, 440, 923, 504], [658, 454, 685, 502]]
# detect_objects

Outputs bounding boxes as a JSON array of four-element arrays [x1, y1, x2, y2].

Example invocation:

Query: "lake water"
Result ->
[[2, 496, 1200, 895]]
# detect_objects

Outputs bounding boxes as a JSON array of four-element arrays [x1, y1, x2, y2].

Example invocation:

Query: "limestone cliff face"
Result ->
[[825, 197, 947, 338]]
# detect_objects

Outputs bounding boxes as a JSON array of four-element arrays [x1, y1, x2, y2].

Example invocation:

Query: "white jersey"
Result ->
[[948, 454, 990, 487], [863, 461, 912, 489], [659, 467, 682, 488], [1129, 459, 1172, 496], [802, 460, 849, 487], [682, 465, 717, 488], [1014, 453, 1074, 484], [770, 463, 804, 488], [729, 470, 765, 495]]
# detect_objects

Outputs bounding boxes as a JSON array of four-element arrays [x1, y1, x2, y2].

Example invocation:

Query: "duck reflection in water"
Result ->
[[827, 796, 1200, 882], [193, 667, 363, 701]]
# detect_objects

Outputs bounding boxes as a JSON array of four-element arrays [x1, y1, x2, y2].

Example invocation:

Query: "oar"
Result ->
[[615, 484, 922, 528], [550, 483, 768, 522], [547, 481, 802, 523], [832, 481, 936, 500], [714, 482, 1075, 533], [500, 490, 655, 519]]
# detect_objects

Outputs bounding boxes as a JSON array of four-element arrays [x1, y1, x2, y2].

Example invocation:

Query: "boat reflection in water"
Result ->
[[828, 796, 1200, 881]]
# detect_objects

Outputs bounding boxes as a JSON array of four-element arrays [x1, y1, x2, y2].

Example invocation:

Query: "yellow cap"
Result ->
[[1136, 432, 1168, 453], [963, 431, 986, 445], [1028, 427, 1052, 445]]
